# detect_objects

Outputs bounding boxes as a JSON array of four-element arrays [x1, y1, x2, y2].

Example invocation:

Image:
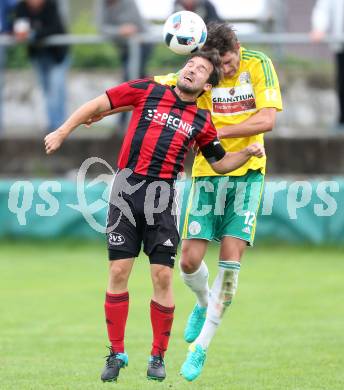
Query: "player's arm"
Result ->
[[83, 73, 178, 127], [45, 79, 148, 154], [45, 94, 111, 154], [200, 139, 265, 174], [219, 55, 282, 139], [84, 73, 178, 125], [217, 107, 277, 139], [196, 115, 264, 173], [85, 76, 163, 126], [84, 106, 134, 127]]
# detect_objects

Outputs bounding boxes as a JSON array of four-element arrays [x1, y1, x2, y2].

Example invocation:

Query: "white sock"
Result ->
[[196, 260, 240, 349], [180, 261, 209, 307]]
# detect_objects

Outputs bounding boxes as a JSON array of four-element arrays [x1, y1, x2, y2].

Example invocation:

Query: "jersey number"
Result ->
[[244, 211, 256, 226]]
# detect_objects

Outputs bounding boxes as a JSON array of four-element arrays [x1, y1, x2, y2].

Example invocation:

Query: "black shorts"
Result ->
[[106, 170, 180, 268]]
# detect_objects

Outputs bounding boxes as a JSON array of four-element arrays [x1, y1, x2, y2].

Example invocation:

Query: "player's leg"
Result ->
[[180, 239, 209, 343], [106, 258, 135, 348], [101, 182, 142, 383], [181, 171, 263, 381], [180, 239, 244, 382], [102, 254, 135, 383], [101, 257, 134, 382], [150, 262, 174, 307], [195, 236, 246, 350], [180, 239, 209, 302], [143, 180, 179, 381], [146, 253, 175, 382], [204, 170, 264, 343], [180, 177, 216, 344], [196, 172, 264, 351]]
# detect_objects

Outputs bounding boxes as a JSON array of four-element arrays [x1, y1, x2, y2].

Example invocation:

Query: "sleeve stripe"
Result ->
[[242, 51, 275, 88], [105, 90, 114, 109], [245, 54, 274, 88], [242, 53, 274, 88]]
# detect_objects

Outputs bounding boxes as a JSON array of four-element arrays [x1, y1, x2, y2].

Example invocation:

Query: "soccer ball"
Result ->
[[163, 11, 207, 55]]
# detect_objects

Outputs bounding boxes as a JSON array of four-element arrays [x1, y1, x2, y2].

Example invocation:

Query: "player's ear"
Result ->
[[203, 83, 212, 92]]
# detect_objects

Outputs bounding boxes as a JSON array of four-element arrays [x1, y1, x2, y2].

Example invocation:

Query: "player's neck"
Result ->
[[174, 86, 198, 103]]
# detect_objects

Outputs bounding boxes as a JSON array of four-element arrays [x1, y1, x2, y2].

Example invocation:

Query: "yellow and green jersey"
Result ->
[[155, 47, 283, 177]]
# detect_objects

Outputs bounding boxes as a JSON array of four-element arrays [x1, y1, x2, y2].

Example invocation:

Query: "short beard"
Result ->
[[176, 79, 201, 95]]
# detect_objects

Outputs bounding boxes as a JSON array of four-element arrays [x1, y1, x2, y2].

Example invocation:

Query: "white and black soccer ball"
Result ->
[[163, 11, 207, 55]]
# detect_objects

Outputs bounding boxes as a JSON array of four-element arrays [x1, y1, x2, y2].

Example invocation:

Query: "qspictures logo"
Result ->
[[5, 157, 342, 234], [5, 159, 184, 234]]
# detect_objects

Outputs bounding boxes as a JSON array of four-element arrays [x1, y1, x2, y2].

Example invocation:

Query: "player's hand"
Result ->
[[44, 129, 66, 155], [244, 142, 265, 158], [191, 141, 200, 155], [217, 127, 226, 139]]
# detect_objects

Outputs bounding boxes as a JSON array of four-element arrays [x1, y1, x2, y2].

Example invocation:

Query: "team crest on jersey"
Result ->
[[239, 71, 251, 85], [108, 232, 125, 246], [189, 221, 201, 235]]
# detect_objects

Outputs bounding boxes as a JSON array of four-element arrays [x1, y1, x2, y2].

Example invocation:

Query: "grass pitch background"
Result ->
[[1, 241, 343, 390]]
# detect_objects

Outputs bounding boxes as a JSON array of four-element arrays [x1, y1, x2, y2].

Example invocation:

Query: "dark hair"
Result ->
[[188, 49, 223, 87], [203, 22, 239, 56]]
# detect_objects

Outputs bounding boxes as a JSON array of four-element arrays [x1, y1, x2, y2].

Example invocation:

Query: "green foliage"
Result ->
[[1, 241, 344, 389], [148, 44, 186, 74], [69, 11, 120, 69], [6, 43, 29, 69], [71, 42, 119, 69]]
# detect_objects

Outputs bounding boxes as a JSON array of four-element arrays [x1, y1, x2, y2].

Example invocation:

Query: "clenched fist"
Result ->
[[44, 130, 66, 155], [244, 142, 265, 158]]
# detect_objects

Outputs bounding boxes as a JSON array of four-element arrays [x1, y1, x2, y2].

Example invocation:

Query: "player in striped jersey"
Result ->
[[44, 50, 265, 383], [156, 22, 283, 381]]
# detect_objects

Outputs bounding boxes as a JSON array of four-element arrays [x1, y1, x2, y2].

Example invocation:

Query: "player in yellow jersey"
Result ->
[[156, 22, 283, 381]]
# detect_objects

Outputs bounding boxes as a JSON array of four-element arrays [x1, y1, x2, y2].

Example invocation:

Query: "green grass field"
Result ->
[[1, 241, 343, 390]]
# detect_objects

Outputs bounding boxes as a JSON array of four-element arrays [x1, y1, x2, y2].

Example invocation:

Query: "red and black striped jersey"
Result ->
[[106, 79, 221, 179]]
